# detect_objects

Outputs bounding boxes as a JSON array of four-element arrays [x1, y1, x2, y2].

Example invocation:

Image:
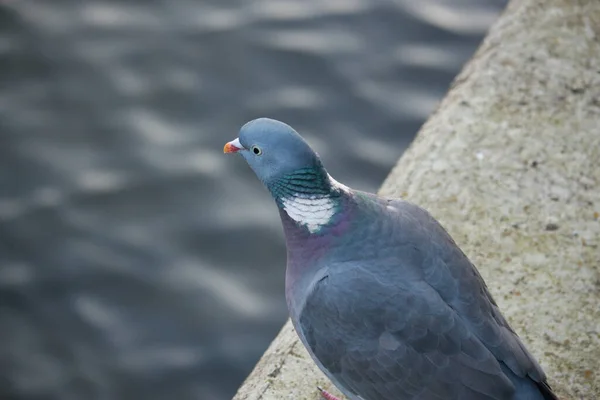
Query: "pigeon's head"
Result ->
[[224, 118, 323, 186]]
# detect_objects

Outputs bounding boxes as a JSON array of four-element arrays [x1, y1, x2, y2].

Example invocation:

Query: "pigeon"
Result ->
[[224, 118, 558, 400]]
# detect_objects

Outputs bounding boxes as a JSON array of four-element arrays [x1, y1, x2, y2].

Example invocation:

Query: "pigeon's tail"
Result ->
[[534, 380, 559, 400], [500, 364, 558, 400]]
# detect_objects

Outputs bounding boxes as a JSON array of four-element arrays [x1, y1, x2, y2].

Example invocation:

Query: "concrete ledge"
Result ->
[[233, 0, 600, 399]]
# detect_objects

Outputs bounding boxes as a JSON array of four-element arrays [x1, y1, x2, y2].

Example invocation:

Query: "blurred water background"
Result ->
[[0, 1, 506, 399]]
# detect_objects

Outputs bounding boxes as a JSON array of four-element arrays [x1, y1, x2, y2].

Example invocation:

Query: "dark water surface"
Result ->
[[0, 1, 506, 399]]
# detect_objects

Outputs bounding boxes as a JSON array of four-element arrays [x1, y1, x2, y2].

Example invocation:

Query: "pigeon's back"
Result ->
[[292, 192, 557, 400]]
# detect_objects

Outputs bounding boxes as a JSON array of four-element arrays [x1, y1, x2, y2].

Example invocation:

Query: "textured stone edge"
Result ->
[[233, 1, 600, 399]]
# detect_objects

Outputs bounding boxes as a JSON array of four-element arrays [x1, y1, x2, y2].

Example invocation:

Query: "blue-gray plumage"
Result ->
[[224, 118, 558, 400]]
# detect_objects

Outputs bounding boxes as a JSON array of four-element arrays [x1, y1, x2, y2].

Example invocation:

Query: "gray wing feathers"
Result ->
[[391, 200, 546, 383], [300, 273, 515, 400]]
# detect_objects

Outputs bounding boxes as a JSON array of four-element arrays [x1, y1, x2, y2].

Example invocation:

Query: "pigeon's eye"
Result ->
[[251, 145, 262, 156]]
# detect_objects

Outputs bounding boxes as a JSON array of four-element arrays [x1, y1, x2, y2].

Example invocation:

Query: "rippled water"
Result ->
[[0, 1, 506, 399]]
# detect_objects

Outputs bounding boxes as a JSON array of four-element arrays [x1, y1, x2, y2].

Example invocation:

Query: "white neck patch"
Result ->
[[280, 175, 349, 233]]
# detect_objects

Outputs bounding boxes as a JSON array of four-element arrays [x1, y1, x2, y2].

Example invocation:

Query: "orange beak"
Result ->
[[223, 138, 243, 153]]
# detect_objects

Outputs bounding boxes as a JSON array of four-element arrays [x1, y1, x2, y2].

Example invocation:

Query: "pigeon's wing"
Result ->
[[385, 200, 556, 399], [299, 270, 515, 400], [297, 197, 556, 400]]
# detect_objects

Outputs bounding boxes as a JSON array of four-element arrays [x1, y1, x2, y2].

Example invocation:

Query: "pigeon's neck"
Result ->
[[271, 169, 355, 316], [268, 167, 349, 234]]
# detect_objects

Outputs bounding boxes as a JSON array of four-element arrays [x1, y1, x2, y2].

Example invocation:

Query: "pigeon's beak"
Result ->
[[223, 138, 243, 154]]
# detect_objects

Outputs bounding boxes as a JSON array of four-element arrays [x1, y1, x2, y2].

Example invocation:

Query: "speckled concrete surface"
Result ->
[[232, 0, 600, 399]]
